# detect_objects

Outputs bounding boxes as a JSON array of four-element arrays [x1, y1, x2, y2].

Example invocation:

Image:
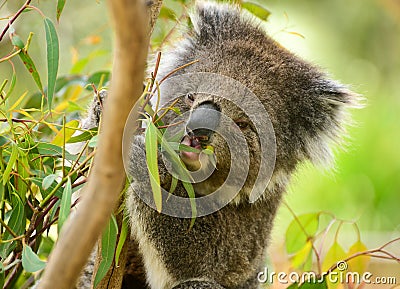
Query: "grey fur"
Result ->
[[77, 2, 360, 289]]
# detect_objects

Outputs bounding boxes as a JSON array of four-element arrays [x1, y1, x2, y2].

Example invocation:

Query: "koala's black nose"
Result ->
[[186, 102, 220, 141]]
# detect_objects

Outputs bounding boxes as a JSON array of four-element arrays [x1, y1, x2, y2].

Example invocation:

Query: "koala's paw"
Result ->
[[82, 89, 108, 129], [172, 280, 225, 289]]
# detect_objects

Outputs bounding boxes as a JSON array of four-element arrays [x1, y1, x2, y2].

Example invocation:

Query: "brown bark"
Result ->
[[37, 0, 150, 288], [93, 1, 164, 288]]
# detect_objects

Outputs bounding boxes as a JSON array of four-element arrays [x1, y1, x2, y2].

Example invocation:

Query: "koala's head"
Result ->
[[154, 3, 362, 203]]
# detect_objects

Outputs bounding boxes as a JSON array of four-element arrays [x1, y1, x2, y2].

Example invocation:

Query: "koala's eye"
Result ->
[[235, 120, 250, 130], [185, 93, 195, 105]]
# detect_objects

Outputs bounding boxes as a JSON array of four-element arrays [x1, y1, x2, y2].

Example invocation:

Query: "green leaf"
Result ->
[[0, 194, 26, 259], [169, 176, 178, 195], [159, 7, 176, 20], [182, 181, 197, 229], [88, 135, 98, 148], [86, 71, 110, 91], [56, 0, 66, 21], [22, 245, 46, 272], [2, 142, 18, 185], [94, 215, 118, 287], [0, 262, 4, 288], [44, 18, 60, 111], [299, 278, 327, 289], [242, 2, 271, 21], [67, 127, 98, 143], [145, 120, 162, 212], [30, 177, 63, 199], [115, 218, 128, 266], [287, 283, 299, 289], [42, 174, 57, 190], [18, 49, 43, 94], [58, 178, 72, 233], [36, 142, 78, 161], [285, 213, 319, 254], [16, 149, 29, 201], [11, 33, 24, 49]]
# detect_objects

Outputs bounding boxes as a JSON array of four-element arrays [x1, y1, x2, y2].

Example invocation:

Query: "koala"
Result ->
[[77, 2, 360, 289]]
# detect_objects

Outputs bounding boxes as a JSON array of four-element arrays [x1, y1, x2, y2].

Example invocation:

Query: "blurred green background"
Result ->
[[1, 0, 399, 241]]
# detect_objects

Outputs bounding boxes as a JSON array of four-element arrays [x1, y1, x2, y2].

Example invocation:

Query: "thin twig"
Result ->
[[0, 0, 32, 42]]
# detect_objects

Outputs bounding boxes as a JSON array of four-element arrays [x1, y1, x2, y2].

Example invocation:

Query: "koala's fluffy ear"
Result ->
[[301, 79, 363, 167]]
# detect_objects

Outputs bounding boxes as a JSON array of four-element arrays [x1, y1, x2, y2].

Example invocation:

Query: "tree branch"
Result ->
[[37, 0, 150, 288]]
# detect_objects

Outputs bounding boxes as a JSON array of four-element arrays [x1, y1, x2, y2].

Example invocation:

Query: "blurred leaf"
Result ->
[[2, 142, 18, 186], [16, 149, 29, 201], [9, 91, 28, 111], [287, 283, 299, 289], [286, 213, 319, 254], [0, 194, 26, 259], [94, 215, 118, 288], [67, 127, 98, 143], [56, 0, 66, 21], [88, 135, 98, 148], [22, 245, 46, 272], [86, 71, 110, 91], [18, 49, 44, 94], [52, 119, 79, 145], [0, 262, 4, 288], [242, 2, 271, 21], [299, 278, 327, 289], [145, 120, 162, 212], [11, 33, 24, 49], [44, 18, 60, 111], [347, 240, 370, 274], [58, 178, 72, 233], [42, 174, 57, 190], [291, 240, 313, 270], [4, 64, 16, 101], [159, 7, 176, 20], [169, 176, 178, 195], [322, 241, 346, 272], [115, 218, 128, 266]]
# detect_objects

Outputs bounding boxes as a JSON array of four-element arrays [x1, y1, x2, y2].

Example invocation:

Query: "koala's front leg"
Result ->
[[172, 280, 225, 289]]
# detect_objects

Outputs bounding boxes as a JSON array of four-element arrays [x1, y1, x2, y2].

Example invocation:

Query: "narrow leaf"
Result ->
[[18, 50, 44, 94], [22, 245, 46, 272], [242, 2, 271, 21], [145, 120, 162, 212], [56, 0, 66, 21], [115, 218, 128, 266], [2, 142, 18, 185], [0, 262, 4, 288], [94, 215, 118, 287], [58, 178, 72, 233], [182, 181, 197, 229], [67, 127, 98, 143], [44, 18, 60, 111], [0, 195, 26, 259]]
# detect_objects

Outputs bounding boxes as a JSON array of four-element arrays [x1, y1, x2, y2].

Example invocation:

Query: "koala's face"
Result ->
[[159, 85, 265, 202]]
